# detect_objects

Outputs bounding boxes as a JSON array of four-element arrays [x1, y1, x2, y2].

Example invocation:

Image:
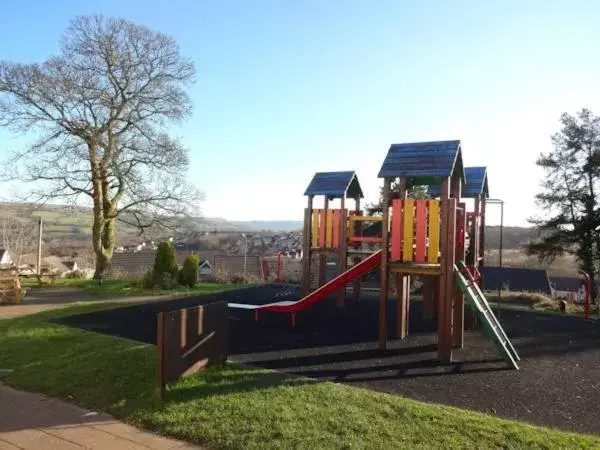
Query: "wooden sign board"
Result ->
[[156, 301, 228, 398]]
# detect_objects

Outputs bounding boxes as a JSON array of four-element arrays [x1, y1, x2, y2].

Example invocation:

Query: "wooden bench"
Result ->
[[0, 268, 26, 305]]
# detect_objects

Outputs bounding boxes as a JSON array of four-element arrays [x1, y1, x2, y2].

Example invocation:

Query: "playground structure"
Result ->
[[230, 140, 520, 368]]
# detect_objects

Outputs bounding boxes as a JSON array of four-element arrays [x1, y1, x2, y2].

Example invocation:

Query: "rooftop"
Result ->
[[304, 171, 364, 199], [377, 140, 465, 184]]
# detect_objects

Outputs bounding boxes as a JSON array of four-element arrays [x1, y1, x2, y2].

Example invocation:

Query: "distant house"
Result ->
[[482, 267, 552, 294], [213, 254, 264, 281], [108, 251, 156, 278], [17, 254, 79, 276], [198, 260, 213, 279], [549, 276, 585, 302], [42, 256, 72, 275], [64, 261, 78, 272], [108, 250, 218, 280], [0, 249, 12, 266]]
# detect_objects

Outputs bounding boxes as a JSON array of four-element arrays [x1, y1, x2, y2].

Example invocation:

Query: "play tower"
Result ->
[[229, 140, 519, 368]]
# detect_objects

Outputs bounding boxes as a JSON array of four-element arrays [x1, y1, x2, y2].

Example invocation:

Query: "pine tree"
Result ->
[[365, 181, 429, 216], [527, 109, 600, 301]]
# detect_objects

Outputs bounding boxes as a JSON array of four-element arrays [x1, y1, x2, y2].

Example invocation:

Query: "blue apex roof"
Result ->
[[429, 166, 488, 198], [378, 140, 465, 181], [304, 171, 364, 198]]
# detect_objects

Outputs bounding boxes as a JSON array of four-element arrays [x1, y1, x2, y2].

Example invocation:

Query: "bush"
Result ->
[[153, 241, 178, 279], [143, 241, 180, 289], [179, 255, 199, 288], [142, 270, 155, 289], [231, 275, 246, 284], [65, 269, 87, 279]]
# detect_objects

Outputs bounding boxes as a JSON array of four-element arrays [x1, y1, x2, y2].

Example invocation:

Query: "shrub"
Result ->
[[142, 270, 155, 289], [179, 255, 199, 288], [153, 241, 178, 279], [142, 241, 180, 289], [231, 275, 245, 284], [65, 269, 87, 279]]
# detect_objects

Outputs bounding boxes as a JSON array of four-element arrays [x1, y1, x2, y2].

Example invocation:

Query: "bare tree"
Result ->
[[0, 15, 200, 277], [0, 215, 37, 266]]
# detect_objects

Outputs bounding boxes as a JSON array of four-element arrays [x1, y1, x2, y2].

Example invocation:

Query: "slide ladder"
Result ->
[[454, 260, 520, 370]]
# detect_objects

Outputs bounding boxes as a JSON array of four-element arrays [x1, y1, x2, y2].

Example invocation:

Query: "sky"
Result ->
[[1, 1, 600, 227]]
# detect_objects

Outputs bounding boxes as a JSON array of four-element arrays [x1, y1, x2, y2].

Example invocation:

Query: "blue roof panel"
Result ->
[[428, 166, 488, 198], [378, 140, 462, 179], [304, 171, 364, 198]]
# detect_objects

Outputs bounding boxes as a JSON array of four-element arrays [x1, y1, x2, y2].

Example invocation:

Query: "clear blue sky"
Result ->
[[1, 1, 600, 226]]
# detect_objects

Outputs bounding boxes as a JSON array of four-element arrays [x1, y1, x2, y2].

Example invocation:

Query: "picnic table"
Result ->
[[0, 267, 26, 304]]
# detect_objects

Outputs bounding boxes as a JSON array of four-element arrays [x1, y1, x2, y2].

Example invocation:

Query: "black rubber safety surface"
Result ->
[[57, 285, 600, 435]]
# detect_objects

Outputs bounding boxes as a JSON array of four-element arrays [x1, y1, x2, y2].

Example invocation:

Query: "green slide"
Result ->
[[454, 261, 520, 370]]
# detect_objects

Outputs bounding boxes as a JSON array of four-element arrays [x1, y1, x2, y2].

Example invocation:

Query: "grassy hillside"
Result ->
[[0, 202, 245, 241], [0, 202, 546, 252]]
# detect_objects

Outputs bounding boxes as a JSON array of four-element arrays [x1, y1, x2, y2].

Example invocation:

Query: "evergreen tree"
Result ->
[[527, 109, 600, 301], [153, 241, 179, 279], [365, 181, 429, 216]]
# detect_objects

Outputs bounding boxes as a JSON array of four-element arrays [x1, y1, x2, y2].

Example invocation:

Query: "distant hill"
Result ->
[[485, 226, 539, 250], [0, 202, 246, 242], [0, 202, 538, 248], [232, 220, 303, 232]]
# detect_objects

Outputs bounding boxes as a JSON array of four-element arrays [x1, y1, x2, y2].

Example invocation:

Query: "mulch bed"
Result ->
[[57, 284, 600, 435]]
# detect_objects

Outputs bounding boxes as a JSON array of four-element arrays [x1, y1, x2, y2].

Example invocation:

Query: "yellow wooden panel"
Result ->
[[348, 215, 355, 238], [312, 209, 319, 247], [349, 215, 384, 222], [402, 199, 414, 262], [325, 209, 334, 248], [427, 200, 440, 263]]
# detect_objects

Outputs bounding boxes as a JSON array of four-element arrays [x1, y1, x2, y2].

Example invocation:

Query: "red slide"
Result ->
[[250, 250, 381, 313]]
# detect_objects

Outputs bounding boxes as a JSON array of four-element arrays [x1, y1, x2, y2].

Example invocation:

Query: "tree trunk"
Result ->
[[94, 251, 110, 279], [92, 212, 117, 279]]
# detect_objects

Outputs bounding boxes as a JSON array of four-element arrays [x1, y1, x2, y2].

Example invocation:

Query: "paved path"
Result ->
[[0, 384, 201, 449], [0, 287, 178, 320], [0, 289, 204, 449]]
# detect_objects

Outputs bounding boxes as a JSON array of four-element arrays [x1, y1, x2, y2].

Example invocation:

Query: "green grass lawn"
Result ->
[[485, 290, 600, 318], [21, 277, 235, 298], [1, 304, 599, 449]]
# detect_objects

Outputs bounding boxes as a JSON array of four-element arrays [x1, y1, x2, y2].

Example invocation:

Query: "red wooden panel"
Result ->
[[391, 199, 402, 261], [319, 209, 326, 247], [415, 200, 427, 262], [332, 210, 341, 248]]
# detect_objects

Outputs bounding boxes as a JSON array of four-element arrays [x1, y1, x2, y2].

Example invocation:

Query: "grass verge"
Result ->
[[21, 277, 235, 298], [0, 304, 599, 449], [485, 290, 600, 317]]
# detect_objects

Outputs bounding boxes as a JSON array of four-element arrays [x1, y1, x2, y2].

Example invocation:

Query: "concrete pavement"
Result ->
[[0, 384, 201, 449]]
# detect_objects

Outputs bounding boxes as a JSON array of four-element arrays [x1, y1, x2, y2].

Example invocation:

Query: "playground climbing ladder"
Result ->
[[454, 260, 520, 370]]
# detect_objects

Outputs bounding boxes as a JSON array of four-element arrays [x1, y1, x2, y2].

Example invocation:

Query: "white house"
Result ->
[[198, 259, 213, 277], [0, 249, 13, 266]]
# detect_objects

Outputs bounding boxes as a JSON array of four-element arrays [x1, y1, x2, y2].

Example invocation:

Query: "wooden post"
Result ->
[[156, 312, 165, 399], [473, 195, 481, 267], [301, 196, 314, 295], [378, 178, 391, 350], [440, 197, 457, 360], [353, 195, 361, 303], [453, 194, 466, 350], [437, 177, 451, 361], [318, 197, 329, 288], [397, 178, 410, 339], [37, 217, 43, 276], [479, 196, 486, 286], [337, 196, 347, 307], [396, 272, 410, 338], [465, 195, 482, 329]]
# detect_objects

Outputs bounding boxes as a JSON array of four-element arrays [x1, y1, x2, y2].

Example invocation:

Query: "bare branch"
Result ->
[[0, 14, 198, 277]]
